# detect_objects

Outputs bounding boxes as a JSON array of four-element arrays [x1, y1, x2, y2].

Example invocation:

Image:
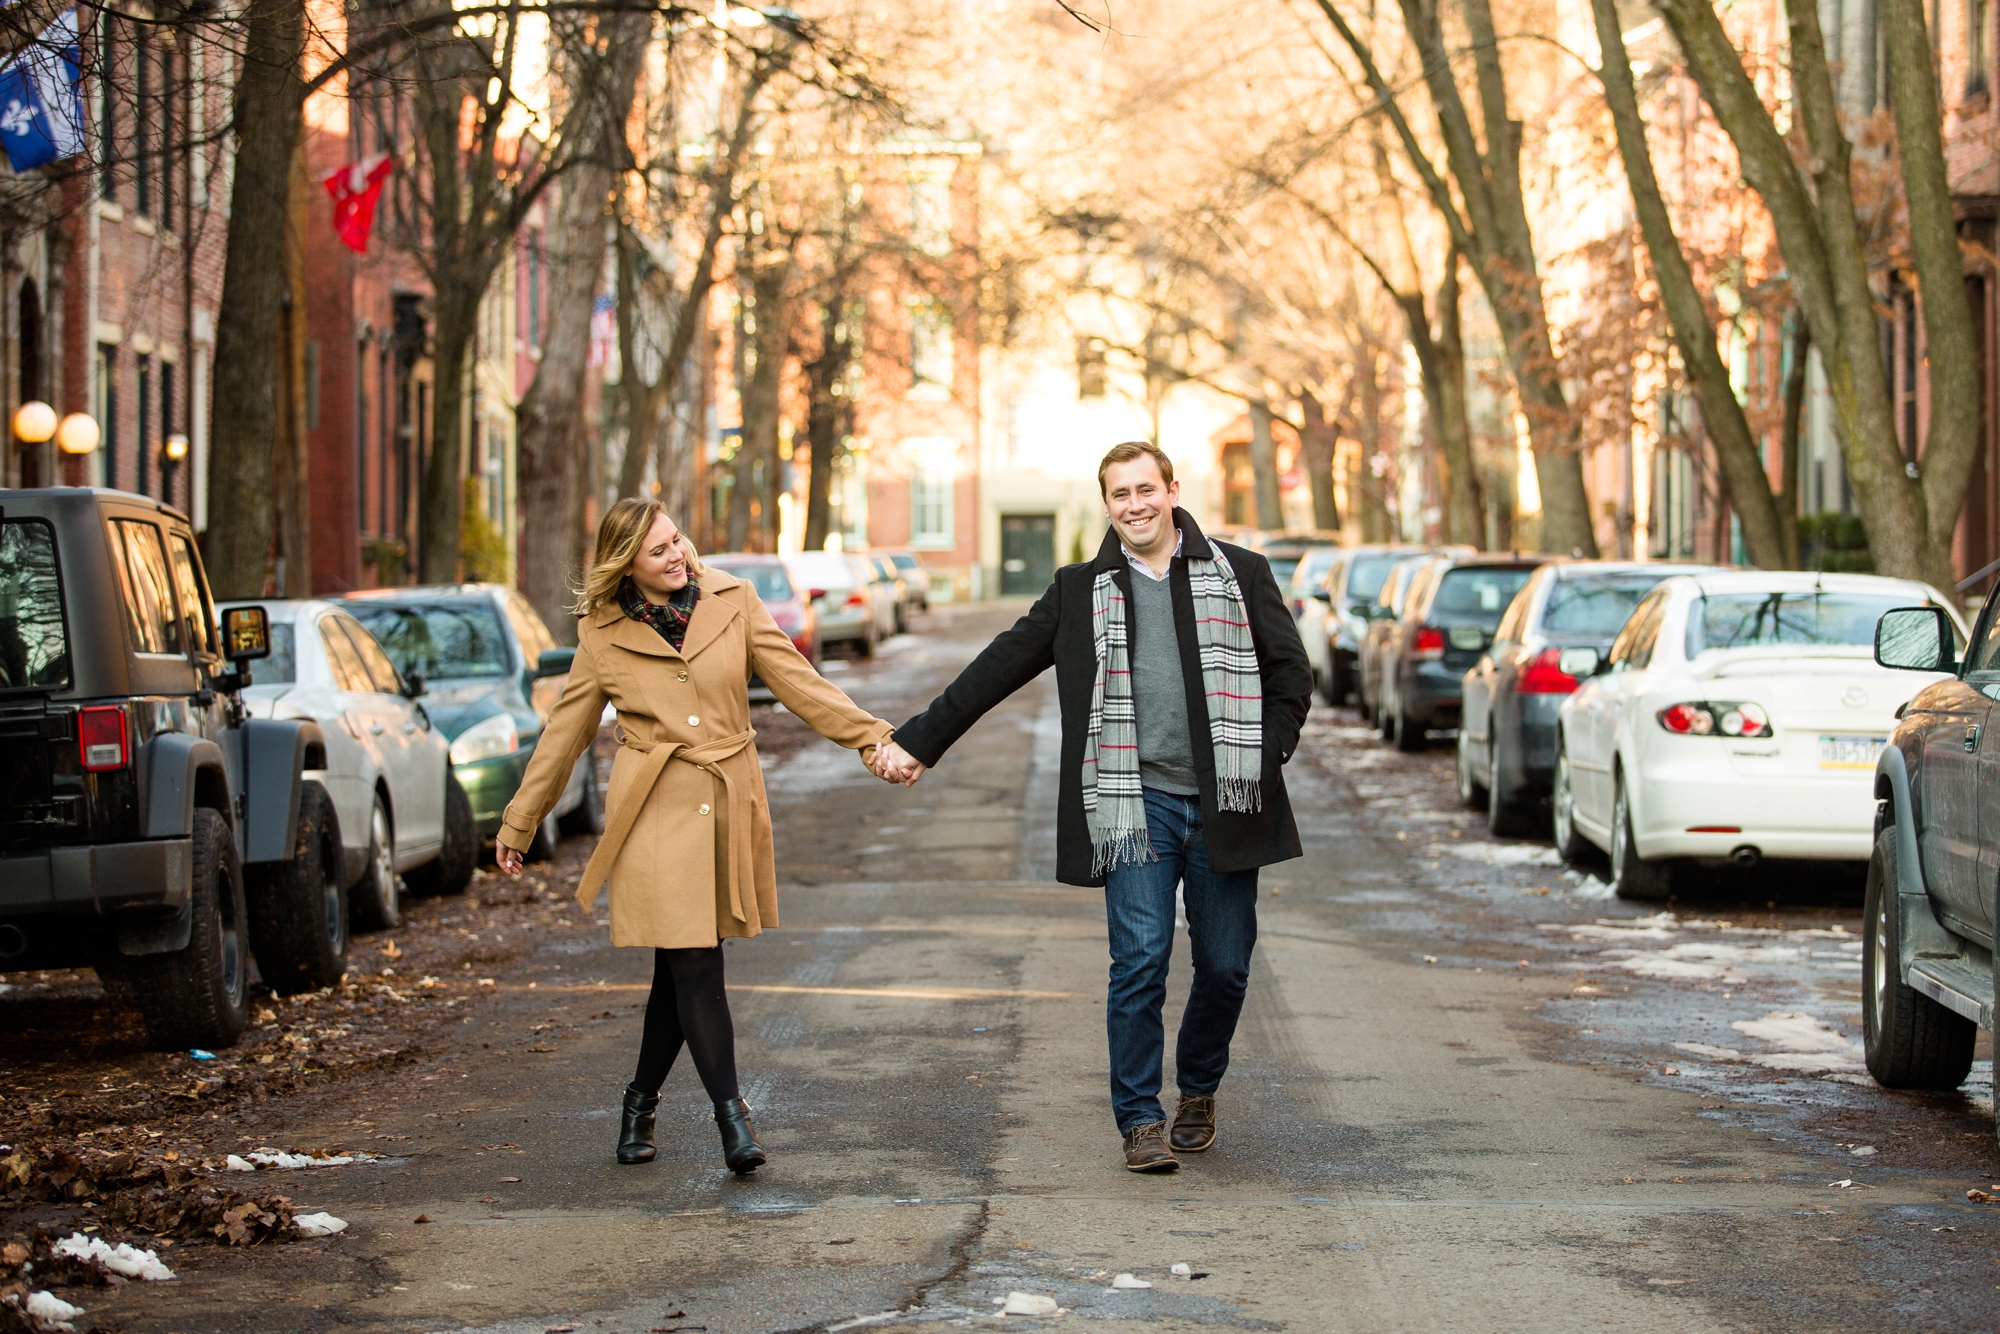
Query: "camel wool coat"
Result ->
[[496, 566, 893, 949]]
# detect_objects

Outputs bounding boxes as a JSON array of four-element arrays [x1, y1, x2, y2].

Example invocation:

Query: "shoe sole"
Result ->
[[1125, 1158, 1180, 1173], [1171, 1127, 1217, 1153], [616, 1152, 656, 1165]]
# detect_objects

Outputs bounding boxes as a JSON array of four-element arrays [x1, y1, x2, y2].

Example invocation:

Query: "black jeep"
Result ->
[[0, 487, 348, 1050]]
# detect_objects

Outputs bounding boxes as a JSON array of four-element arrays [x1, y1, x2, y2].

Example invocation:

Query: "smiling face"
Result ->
[[1102, 455, 1180, 559], [628, 512, 691, 602]]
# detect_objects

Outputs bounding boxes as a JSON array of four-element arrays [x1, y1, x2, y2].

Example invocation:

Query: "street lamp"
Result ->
[[13, 400, 55, 446], [162, 433, 188, 501], [55, 413, 99, 456]]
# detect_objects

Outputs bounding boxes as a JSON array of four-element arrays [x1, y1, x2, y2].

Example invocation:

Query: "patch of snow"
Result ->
[[293, 1212, 348, 1237], [52, 1235, 174, 1281], [1001, 1292, 1058, 1315], [1673, 1041, 1742, 1060], [10, 1291, 85, 1332], [1731, 1011, 1854, 1053], [1171, 1263, 1193, 1278], [1110, 1274, 1152, 1289], [226, 1149, 376, 1170], [1447, 841, 1564, 866]]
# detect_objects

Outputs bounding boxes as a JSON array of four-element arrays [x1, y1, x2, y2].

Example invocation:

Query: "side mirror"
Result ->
[[1557, 647, 1602, 678], [807, 588, 828, 602], [223, 606, 270, 663], [1876, 606, 1956, 673], [1310, 588, 1331, 603], [533, 647, 577, 680], [401, 668, 427, 699]]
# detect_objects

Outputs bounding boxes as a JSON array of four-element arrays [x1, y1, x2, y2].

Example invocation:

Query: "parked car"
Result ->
[[1863, 590, 2000, 1095], [220, 600, 475, 932], [0, 488, 341, 1049], [1380, 555, 1547, 750], [342, 584, 601, 861], [1553, 571, 1963, 901], [1458, 561, 1706, 835], [786, 551, 894, 656], [1317, 544, 1429, 704], [1357, 556, 1433, 727], [863, 552, 916, 633], [706, 553, 821, 701], [880, 549, 931, 615], [1250, 534, 1341, 599]]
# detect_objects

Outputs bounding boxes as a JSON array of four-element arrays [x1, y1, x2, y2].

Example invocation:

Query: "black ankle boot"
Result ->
[[714, 1097, 766, 1174], [617, 1085, 661, 1164]]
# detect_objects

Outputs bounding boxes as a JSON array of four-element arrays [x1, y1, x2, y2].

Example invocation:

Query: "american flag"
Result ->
[[587, 294, 616, 368]]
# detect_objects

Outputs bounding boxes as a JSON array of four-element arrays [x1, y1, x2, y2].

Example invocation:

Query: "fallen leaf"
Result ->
[[1969, 1189, 1995, 1204], [413, 1214, 432, 1224], [499, 1176, 522, 1183]]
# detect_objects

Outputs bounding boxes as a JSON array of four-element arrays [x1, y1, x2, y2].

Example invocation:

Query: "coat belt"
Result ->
[[575, 727, 758, 923]]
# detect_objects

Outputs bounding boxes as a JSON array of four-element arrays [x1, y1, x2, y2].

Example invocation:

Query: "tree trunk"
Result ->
[[1249, 399, 1284, 530], [418, 283, 478, 584], [1591, 0, 1789, 568], [203, 0, 304, 597], [802, 300, 853, 553], [1297, 388, 1341, 531], [1880, 0, 1984, 567], [1780, 316, 1810, 568], [276, 132, 311, 596], [1354, 349, 1393, 543]]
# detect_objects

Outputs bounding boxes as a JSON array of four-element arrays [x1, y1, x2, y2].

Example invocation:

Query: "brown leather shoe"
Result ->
[[1171, 1095, 1217, 1152], [1123, 1121, 1180, 1173]]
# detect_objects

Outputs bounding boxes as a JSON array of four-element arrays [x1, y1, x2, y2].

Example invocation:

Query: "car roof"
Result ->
[[1549, 561, 1710, 580], [340, 583, 511, 602], [708, 553, 784, 564], [1680, 570, 1939, 598], [217, 598, 351, 622]]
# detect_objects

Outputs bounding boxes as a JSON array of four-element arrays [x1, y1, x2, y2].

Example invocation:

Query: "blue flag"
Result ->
[[0, 10, 84, 174]]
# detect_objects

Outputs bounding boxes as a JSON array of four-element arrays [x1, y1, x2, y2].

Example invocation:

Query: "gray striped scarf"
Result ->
[[1082, 545, 1263, 874]]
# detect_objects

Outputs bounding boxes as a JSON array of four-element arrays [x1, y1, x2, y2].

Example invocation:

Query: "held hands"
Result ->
[[867, 740, 927, 787]]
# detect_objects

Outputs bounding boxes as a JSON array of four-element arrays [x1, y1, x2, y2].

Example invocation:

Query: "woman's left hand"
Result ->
[[496, 844, 525, 876]]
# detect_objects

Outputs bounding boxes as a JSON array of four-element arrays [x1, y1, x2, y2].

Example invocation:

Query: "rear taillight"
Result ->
[[79, 705, 129, 771], [1413, 627, 1445, 660], [1657, 701, 1772, 737], [1516, 648, 1580, 695], [844, 590, 867, 608]]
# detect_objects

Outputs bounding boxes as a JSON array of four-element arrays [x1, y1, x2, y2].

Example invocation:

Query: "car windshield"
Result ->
[[0, 519, 69, 692], [1541, 573, 1681, 636], [1266, 557, 1301, 589], [713, 562, 795, 601], [1432, 567, 1535, 627], [1291, 549, 1340, 595], [258, 622, 298, 684], [347, 600, 511, 678], [1347, 554, 1407, 602], [787, 554, 856, 590], [1688, 591, 1914, 653], [890, 554, 921, 573]]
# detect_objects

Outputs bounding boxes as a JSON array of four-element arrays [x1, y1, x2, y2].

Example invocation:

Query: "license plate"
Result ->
[[1448, 626, 1486, 651], [1819, 735, 1887, 769]]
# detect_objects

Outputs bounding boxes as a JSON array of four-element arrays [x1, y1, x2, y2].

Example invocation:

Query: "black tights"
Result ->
[[631, 945, 739, 1105]]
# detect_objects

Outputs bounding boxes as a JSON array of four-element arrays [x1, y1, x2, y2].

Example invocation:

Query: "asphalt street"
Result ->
[[66, 601, 2000, 1332]]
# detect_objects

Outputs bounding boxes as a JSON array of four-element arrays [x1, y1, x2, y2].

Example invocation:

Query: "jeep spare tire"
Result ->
[[128, 807, 250, 1050]]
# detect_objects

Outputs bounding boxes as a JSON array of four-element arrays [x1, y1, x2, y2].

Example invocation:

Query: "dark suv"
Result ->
[[1380, 555, 1547, 752], [0, 488, 342, 1050]]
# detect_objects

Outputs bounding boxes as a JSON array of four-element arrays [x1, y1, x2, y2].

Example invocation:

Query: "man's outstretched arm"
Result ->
[[891, 576, 1066, 769]]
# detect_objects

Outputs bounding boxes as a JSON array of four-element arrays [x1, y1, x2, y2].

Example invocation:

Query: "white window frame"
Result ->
[[907, 438, 956, 550]]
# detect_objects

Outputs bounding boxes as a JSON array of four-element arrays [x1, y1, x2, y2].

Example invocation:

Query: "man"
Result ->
[[875, 441, 1312, 1172]]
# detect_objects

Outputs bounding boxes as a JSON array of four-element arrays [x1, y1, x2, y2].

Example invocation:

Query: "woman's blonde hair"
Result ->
[[572, 497, 703, 616]]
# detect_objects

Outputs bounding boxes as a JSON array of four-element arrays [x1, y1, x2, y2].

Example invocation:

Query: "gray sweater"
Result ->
[[1126, 566, 1199, 795]]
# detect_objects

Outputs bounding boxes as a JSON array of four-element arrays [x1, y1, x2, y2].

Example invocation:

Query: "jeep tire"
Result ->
[[406, 772, 476, 897], [1862, 828, 1975, 1089], [128, 807, 250, 1050], [245, 780, 348, 994]]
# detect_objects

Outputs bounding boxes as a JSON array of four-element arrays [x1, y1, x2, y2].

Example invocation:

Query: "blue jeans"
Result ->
[[1102, 787, 1259, 1133]]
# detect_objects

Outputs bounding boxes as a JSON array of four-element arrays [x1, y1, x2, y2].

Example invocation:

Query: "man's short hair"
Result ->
[[1098, 441, 1175, 495]]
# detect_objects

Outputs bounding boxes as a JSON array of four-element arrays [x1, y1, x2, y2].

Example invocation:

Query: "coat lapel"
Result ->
[[677, 567, 743, 662]]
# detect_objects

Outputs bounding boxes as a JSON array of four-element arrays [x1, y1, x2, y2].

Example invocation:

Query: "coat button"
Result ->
[[698, 803, 711, 815], [677, 671, 689, 682], [688, 714, 700, 726]]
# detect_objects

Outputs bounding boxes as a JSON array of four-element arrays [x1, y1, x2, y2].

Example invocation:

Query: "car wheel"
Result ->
[[856, 620, 878, 659], [1551, 745, 1594, 865], [1862, 827, 1975, 1089], [128, 807, 250, 1050], [1318, 660, 1341, 706], [527, 809, 562, 862], [1456, 729, 1486, 808], [1610, 772, 1674, 901], [244, 780, 348, 994], [1378, 683, 1396, 741], [1394, 692, 1425, 752], [349, 794, 402, 931], [406, 771, 476, 897], [1487, 737, 1535, 838], [559, 757, 606, 837]]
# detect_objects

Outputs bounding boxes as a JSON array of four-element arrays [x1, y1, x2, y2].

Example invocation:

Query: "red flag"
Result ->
[[322, 154, 395, 254]]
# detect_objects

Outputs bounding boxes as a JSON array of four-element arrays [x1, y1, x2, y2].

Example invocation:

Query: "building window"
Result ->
[[136, 354, 151, 497], [160, 360, 175, 504], [1077, 336, 1108, 398], [133, 30, 150, 217], [304, 339, 321, 430], [526, 233, 542, 349], [909, 442, 955, 549], [98, 18, 115, 202], [1973, 0, 1992, 94], [908, 299, 953, 399], [95, 344, 116, 490], [909, 164, 953, 257], [158, 40, 176, 228]]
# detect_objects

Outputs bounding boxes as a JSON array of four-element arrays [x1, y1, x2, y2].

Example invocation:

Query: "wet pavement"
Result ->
[[9, 600, 2000, 1332]]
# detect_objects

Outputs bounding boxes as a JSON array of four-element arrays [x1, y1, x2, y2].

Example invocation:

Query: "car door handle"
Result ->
[[401, 722, 418, 734], [1967, 724, 1982, 752], [370, 723, 386, 736]]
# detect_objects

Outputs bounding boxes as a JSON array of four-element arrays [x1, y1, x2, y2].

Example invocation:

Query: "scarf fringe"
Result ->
[[1215, 776, 1262, 814], [1091, 826, 1157, 877]]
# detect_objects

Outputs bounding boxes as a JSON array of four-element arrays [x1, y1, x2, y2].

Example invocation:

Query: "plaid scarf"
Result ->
[[1082, 543, 1262, 874], [619, 576, 699, 650]]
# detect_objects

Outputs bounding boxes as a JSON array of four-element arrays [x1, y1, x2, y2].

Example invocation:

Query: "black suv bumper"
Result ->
[[0, 838, 192, 916]]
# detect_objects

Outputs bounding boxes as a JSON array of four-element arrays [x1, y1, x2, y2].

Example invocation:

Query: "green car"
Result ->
[[341, 584, 603, 857]]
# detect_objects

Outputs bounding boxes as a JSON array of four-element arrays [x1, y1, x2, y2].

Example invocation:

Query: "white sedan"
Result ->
[[1552, 571, 1966, 900], [223, 600, 476, 934]]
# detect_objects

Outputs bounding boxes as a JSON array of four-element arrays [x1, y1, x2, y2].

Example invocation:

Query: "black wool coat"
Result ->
[[894, 509, 1313, 886]]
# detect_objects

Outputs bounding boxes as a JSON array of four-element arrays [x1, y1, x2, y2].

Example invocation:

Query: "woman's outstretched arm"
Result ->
[[746, 595, 894, 763], [495, 636, 610, 874]]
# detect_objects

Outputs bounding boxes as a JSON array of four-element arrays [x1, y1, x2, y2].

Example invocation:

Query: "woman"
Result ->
[[495, 498, 898, 1173]]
